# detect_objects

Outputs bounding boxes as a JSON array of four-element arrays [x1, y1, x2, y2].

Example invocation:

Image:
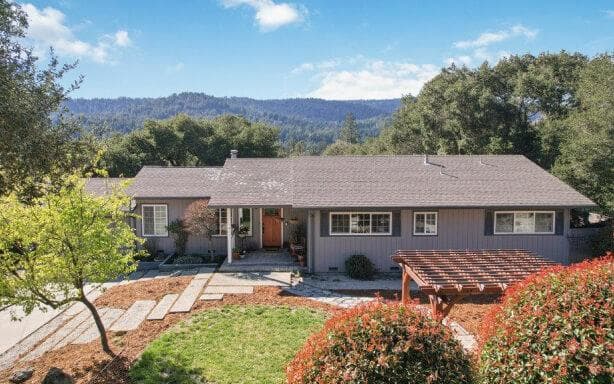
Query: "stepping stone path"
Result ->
[[204, 285, 254, 294], [110, 301, 156, 331], [147, 294, 179, 320], [73, 308, 124, 344], [2, 269, 295, 370], [23, 310, 90, 362], [169, 279, 208, 313], [200, 293, 224, 301]]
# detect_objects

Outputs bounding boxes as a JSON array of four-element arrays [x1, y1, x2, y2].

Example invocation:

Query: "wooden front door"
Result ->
[[262, 208, 282, 248]]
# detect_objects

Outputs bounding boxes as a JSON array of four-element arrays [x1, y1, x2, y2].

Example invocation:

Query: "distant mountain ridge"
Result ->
[[65, 92, 401, 150]]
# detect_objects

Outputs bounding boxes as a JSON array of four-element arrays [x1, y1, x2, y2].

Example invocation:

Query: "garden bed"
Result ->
[[159, 253, 225, 271]]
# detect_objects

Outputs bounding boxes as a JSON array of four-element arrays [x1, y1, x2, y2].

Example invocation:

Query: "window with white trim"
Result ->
[[142, 204, 168, 237], [330, 212, 392, 235], [239, 208, 252, 236], [414, 212, 437, 235], [215, 208, 228, 236], [494, 211, 555, 234]]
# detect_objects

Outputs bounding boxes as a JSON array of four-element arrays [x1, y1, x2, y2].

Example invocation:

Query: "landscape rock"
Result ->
[[9, 368, 33, 383]]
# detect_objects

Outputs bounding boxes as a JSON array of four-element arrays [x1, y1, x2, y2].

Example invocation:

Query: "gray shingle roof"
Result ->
[[128, 166, 222, 198], [84, 178, 130, 196], [207, 155, 595, 208]]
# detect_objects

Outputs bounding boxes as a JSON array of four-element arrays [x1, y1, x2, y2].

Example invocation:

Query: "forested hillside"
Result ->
[[65, 93, 400, 151]]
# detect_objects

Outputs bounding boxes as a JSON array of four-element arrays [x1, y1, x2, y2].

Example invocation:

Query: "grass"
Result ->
[[129, 305, 327, 384]]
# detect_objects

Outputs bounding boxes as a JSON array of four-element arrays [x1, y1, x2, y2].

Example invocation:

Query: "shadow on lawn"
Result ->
[[129, 350, 207, 384]]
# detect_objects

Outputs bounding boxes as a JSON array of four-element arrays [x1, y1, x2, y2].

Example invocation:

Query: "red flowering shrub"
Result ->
[[479, 255, 614, 384], [286, 301, 473, 384]]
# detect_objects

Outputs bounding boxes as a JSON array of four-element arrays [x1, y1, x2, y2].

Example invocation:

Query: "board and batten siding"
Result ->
[[312, 208, 571, 273], [134, 199, 262, 255]]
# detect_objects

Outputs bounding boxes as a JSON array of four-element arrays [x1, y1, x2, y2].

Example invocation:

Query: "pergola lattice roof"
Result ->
[[391, 249, 557, 296]]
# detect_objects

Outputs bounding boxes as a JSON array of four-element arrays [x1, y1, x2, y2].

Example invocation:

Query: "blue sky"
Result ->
[[21, 0, 614, 99]]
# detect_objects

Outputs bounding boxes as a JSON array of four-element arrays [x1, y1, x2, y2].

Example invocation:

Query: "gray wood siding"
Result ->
[[134, 199, 262, 256], [312, 208, 571, 273]]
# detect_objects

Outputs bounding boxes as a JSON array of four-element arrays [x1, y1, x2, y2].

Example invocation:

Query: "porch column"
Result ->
[[226, 208, 234, 264]]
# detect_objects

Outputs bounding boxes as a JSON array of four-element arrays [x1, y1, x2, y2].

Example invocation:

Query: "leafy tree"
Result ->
[[100, 114, 281, 176], [0, 1, 95, 199], [339, 112, 360, 144], [183, 200, 218, 253], [0, 174, 142, 355], [552, 54, 614, 215]]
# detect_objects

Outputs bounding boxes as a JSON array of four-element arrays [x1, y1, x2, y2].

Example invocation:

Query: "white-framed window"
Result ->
[[494, 211, 555, 234], [414, 212, 438, 235], [329, 212, 392, 235], [141, 204, 168, 237], [214, 208, 228, 236], [239, 208, 252, 236]]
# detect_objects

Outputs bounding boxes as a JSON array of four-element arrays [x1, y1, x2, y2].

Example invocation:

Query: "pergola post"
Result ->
[[226, 208, 234, 264], [401, 268, 411, 305]]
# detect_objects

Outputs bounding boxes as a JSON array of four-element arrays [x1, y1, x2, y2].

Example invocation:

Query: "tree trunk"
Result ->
[[80, 295, 115, 356]]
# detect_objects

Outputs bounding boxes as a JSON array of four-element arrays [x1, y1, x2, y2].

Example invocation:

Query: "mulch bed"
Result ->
[[0, 279, 337, 384], [334, 289, 500, 337]]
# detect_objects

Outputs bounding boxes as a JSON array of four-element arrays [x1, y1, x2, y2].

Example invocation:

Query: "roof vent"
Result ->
[[230, 149, 238, 159], [424, 154, 430, 165]]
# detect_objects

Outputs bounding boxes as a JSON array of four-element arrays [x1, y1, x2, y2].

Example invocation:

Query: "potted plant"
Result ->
[[232, 247, 241, 259]]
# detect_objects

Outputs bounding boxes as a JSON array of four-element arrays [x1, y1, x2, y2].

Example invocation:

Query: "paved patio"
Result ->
[[218, 250, 305, 272]]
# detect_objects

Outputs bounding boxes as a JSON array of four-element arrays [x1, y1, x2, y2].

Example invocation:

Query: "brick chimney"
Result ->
[[230, 149, 238, 159]]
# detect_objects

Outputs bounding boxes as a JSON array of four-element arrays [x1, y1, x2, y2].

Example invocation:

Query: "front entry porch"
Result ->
[[219, 249, 306, 272]]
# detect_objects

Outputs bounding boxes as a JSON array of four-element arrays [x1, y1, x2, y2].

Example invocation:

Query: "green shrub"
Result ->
[[479, 255, 613, 383], [591, 222, 613, 257], [167, 219, 189, 256], [287, 301, 473, 384], [345, 254, 376, 279], [174, 255, 203, 265]]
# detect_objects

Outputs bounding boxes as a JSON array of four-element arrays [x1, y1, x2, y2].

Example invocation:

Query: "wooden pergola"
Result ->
[[391, 249, 557, 320]]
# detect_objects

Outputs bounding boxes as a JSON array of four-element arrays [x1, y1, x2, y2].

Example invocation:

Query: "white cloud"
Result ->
[[605, 10, 614, 19], [166, 62, 185, 73], [453, 24, 537, 49], [113, 30, 131, 47], [305, 59, 440, 100], [222, 0, 306, 31], [21, 3, 131, 64], [290, 58, 340, 74]]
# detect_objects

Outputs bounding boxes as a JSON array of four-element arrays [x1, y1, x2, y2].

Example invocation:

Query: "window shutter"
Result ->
[[392, 210, 401, 237], [484, 209, 494, 236], [555, 210, 564, 235], [320, 210, 330, 237]]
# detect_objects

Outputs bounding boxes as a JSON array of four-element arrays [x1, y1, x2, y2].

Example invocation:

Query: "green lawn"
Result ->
[[130, 305, 327, 384]]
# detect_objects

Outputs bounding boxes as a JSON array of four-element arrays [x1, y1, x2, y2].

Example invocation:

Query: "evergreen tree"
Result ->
[[339, 112, 360, 144]]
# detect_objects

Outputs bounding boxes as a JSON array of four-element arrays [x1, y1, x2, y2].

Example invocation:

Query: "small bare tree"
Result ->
[[184, 199, 218, 254]]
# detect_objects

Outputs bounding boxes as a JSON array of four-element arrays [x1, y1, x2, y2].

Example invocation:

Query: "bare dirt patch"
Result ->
[[94, 276, 192, 309], [1, 282, 336, 384]]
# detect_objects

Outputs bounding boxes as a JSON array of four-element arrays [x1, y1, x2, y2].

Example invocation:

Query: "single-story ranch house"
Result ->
[[86, 151, 596, 273]]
